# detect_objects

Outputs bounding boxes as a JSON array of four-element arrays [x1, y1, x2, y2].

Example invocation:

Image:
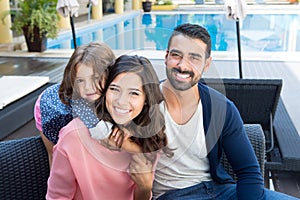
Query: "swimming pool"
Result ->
[[47, 11, 300, 52]]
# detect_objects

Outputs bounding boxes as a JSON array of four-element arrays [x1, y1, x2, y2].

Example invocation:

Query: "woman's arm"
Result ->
[[46, 145, 77, 200], [105, 128, 154, 199], [129, 154, 153, 200]]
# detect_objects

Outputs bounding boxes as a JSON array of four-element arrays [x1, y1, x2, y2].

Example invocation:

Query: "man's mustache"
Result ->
[[172, 68, 194, 77]]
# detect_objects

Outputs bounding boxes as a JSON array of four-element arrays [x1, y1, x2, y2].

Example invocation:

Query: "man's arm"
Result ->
[[222, 101, 264, 199]]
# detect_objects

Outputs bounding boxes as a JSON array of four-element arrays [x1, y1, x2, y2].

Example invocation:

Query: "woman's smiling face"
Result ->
[[105, 72, 146, 125]]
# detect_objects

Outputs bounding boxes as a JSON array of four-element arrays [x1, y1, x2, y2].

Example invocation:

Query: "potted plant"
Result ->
[[152, 0, 177, 10], [142, 0, 152, 12], [10, 0, 59, 52]]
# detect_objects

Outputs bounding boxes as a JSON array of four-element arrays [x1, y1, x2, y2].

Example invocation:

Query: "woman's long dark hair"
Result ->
[[96, 55, 173, 158]]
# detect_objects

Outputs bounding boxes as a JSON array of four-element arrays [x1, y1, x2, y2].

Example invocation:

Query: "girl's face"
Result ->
[[106, 72, 146, 125], [75, 63, 101, 101]]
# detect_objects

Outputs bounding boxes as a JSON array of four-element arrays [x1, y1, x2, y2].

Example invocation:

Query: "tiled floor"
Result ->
[[0, 57, 68, 83]]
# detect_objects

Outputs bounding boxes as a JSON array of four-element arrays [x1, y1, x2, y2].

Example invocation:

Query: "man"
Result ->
[[153, 23, 298, 200]]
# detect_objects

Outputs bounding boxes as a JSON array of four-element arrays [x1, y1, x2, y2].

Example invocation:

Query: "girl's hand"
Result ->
[[110, 127, 123, 147], [99, 127, 122, 151], [109, 128, 142, 153]]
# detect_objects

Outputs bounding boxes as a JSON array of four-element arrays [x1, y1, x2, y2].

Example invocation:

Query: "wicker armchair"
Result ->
[[200, 78, 300, 174]]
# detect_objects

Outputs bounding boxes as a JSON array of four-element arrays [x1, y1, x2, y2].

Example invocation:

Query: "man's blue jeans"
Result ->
[[156, 181, 299, 200]]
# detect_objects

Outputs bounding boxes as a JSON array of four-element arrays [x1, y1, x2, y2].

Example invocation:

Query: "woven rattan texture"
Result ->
[[221, 124, 266, 180], [0, 136, 49, 200]]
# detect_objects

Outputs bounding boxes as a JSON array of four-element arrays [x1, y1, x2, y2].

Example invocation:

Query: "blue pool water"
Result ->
[[47, 11, 300, 52]]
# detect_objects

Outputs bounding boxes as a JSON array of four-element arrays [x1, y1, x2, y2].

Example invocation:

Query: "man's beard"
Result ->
[[166, 67, 199, 91]]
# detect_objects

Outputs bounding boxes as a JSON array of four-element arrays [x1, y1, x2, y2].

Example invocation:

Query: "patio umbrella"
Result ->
[[225, 0, 247, 78], [57, 0, 80, 48]]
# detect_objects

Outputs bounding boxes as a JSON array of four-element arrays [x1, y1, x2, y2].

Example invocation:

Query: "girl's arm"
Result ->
[[39, 132, 54, 167]]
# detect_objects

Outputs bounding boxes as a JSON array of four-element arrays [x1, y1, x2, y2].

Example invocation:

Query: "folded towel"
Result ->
[[56, 0, 80, 18], [0, 76, 49, 109]]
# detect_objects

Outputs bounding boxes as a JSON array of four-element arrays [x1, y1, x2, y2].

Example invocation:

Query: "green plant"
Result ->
[[154, 0, 173, 5], [11, 0, 59, 40], [163, 0, 173, 5]]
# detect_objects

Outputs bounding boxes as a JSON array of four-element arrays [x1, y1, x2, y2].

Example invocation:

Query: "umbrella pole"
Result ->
[[88, 0, 92, 23], [70, 15, 77, 49], [236, 20, 243, 79]]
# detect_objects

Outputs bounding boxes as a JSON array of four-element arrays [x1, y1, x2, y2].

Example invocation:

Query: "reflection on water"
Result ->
[[48, 13, 300, 52]]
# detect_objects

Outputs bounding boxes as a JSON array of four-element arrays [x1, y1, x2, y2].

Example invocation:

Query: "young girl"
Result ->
[[34, 42, 115, 166], [46, 55, 172, 200]]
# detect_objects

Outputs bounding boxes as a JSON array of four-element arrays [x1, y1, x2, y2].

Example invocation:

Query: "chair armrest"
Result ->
[[221, 124, 266, 179]]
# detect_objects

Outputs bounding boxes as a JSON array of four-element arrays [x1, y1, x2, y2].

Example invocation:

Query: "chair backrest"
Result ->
[[0, 136, 49, 200], [200, 78, 282, 131]]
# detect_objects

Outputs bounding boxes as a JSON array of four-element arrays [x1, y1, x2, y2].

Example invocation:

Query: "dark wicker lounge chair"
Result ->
[[268, 98, 300, 172], [0, 83, 55, 140], [200, 78, 282, 153], [200, 78, 300, 178]]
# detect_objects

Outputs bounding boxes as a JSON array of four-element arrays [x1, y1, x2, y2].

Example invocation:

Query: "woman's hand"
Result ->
[[129, 154, 153, 200]]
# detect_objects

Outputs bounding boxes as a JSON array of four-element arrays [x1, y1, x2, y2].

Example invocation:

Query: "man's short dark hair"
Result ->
[[168, 23, 212, 58]]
